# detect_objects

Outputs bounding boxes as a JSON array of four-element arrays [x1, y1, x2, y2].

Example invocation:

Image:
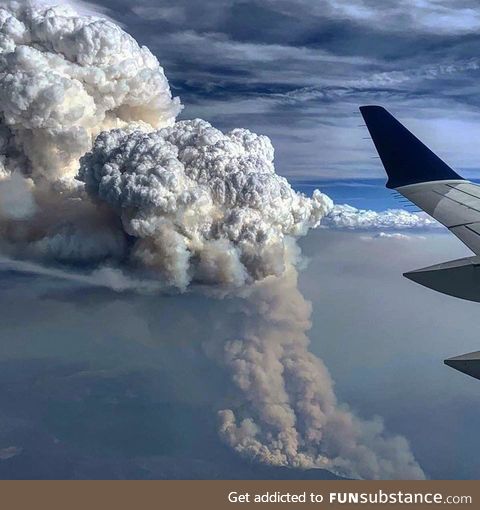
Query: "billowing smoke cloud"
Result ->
[[0, 1, 180, 263], [325, 204, 439, 230], [78, 121, 331, 289], [0, 1, 180, 183], [0, 2, 425, 479]]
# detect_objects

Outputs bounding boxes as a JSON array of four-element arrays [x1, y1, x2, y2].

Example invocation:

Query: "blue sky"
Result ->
[[294, 178, 398, 210]]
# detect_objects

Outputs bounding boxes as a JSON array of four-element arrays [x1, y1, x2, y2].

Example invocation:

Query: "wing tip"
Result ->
[[359, 104, 463, 189], [359, 105, 386, 112]]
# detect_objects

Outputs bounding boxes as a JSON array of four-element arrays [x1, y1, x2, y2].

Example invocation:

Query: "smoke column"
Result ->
[[0, 2, 424, 479]]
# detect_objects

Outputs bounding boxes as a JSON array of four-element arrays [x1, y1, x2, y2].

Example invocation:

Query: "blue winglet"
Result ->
[[359, 105, 463, 189]]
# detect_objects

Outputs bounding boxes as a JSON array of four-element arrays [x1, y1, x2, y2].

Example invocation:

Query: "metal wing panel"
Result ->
[[448, 182, 480, 200], [396, 181, 480, 255], [399, 180, 480, 228], [438, 187, 480, 210]]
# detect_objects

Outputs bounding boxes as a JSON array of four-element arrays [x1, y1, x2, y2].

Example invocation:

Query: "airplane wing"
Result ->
[[360, 105, 480, 302]]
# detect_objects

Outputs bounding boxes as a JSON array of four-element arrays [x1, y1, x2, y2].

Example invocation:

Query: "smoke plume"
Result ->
[[0, 2, 425, 479], [212, 265, 424, 479]]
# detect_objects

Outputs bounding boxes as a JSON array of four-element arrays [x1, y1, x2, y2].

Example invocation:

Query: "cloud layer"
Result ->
[[76, 0, 480, 180]]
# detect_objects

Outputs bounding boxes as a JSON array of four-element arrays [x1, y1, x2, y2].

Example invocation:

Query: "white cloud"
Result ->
[[323, 204, 440, 231]]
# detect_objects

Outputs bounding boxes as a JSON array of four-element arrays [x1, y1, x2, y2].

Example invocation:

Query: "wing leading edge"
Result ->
[[360, 105, 480, 303]]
